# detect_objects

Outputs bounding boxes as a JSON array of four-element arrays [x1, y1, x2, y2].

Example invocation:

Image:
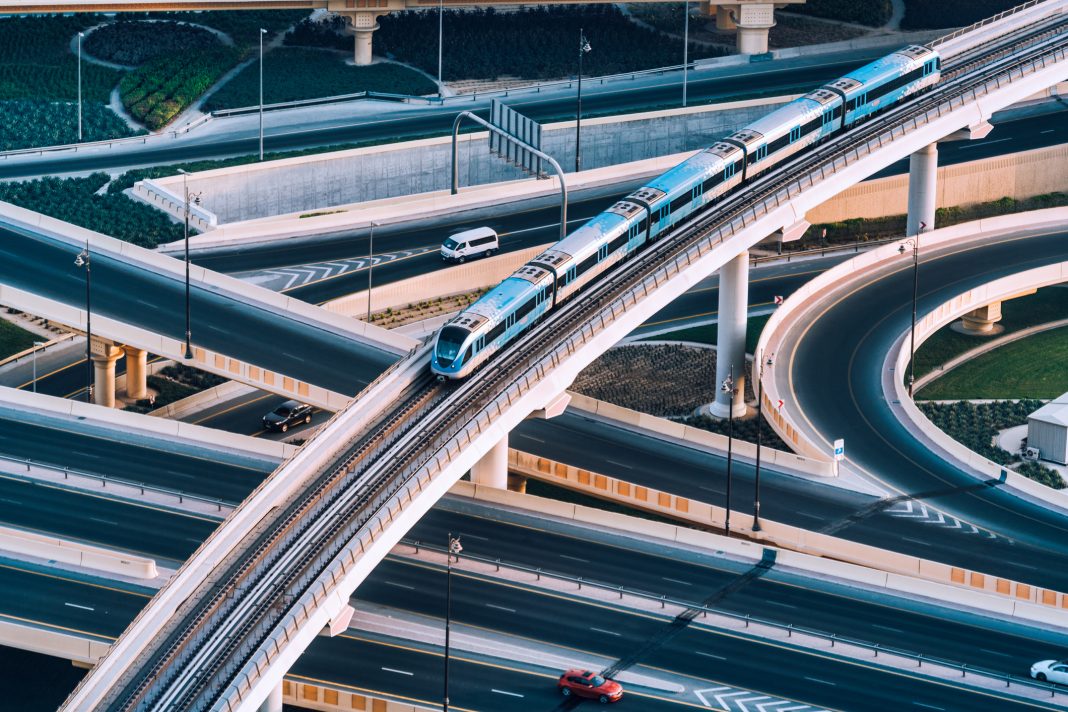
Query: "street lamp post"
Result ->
[[753, 353, 770, 532], [901, 236, 920, 396], [177, 169, 199, 360], [74, 242, 92, 403], [366, 221, 377, 323], [32, 341, 44, 393], [437, 0, 444, 99], [682, 0, 689, 107], [720, 365, 735, 538], [443, 533, 462, 712], [259, 28, 267, 161], [575, 29, 591, 173], [77, 32, 84, 142]]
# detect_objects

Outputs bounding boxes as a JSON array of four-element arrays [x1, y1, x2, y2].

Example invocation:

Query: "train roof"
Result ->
[[842, 45, 936, 88], [647, 149, 731, 194], [542, 210, 629, 264], [741, 95, 824, 138], [465, 275, 543, 322]]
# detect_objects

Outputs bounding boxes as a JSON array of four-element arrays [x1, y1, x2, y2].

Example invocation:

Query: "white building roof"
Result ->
[[1029, 393, 1068, 427]]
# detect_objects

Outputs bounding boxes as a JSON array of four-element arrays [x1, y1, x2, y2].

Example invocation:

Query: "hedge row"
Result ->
[[203, 47, 437, 110], [790, 0, 893, 27], [917, 400, 1065, 489], [84, 20, 221, 66], [902, 0, 1020, 29], [0, 173, 185, 248], [0, 99, 142, 151], [120, 46, 241, 129], [373, 6, 725, 81], [0, 15, 122, 102], [162, 10, 308, 50]]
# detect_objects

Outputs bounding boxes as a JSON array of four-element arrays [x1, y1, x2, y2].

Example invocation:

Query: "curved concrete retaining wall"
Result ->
[[0, 525, 156, 579], [0, 619, 112, 665], [756, 207, 1068, 461], [886, 261, 1068, 514]]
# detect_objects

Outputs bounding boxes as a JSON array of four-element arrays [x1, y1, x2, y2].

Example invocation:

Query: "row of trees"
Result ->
[[119, 47, 241, 129], [83, 20, 221, 66], [0, 100, 142, 151], [791, 0, 893, 27], [372, 6, 725, 81]]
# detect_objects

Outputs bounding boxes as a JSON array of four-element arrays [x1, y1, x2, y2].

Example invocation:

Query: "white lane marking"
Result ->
[[382, 667, 414, 676], [979, 648, 1013, 657], [590, 626, 621, 637], [560, 554, 589, 562], [1041, 129, 1056, 134], [900, 537, 932, 547], [0, 497, 21, 505], [913, 703, 944, 711], [872, 624, 903, 633], [491, 689, 524, 698], [486, 604, 517, 613], [462, 533, 490, 541], [515, 434, 544, 443], [64, 602, 94, 611], [696, 651, 726, 660], [662, 577, 692, 586], [384, 581, 415, 590], [958, 137, 1012, 149], [606, 459, 634, 470], [803, 677, 836, 686], [764, 600, 797, 608], [89, 517, 118, 526]]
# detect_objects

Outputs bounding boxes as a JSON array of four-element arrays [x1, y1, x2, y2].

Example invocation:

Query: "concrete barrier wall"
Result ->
[[0, 620, 111, 665], [806, 144, 1068, 224], [487, 458, 1068, 625], [147, 96, 793, 225], [0, 525, 156, 579], [282, 679, 431, 712], [565, 391, 836, 477]]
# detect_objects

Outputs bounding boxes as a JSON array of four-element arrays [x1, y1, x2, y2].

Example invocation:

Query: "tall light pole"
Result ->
[[682, 0, 689, 107], [753, 352, 770, 532], [259, 28, 267, 161], [32, 341, 44, 393], [720, 365, 735, 538], [177, 169, 199, 360], [74, 242, 92, 403], [443, 533, 462, 712], [901, 235, 921, 397], [77, 31, 84, 142], [575, 29, 591, 173], [437, 0, 444, 99], [366, 221, 377, 323]]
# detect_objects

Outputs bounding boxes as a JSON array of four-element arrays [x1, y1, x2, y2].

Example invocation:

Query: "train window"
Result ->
[[703, 175, 720, 192], [598, 244, 609, 261], [833, 105, 843, 119], [515, 298, 536, 321], [670, 194, 689, 212], [609, 234, 627, 252], [790, 126, 801, 143], [487, 321, 506, 342], [659, 206, 671, 221], [724, 163, 735, 180], [846, 98, 857, 111], [768, 133, 790, 155], [822, 110, 833, 125], [692, 183, 704, 201]]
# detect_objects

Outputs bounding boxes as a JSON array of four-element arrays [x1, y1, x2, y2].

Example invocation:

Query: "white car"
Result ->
[[1031, 660, 1068, 684]]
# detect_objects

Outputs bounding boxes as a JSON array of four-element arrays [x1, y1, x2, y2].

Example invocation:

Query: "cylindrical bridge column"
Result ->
[[471, 434, 508, 489], [710, 250, 749, 418], [91, 342, 124, 408], [907, 143, 938, 236], [123, 345, 148, 400], [343, 12, 381, 66]]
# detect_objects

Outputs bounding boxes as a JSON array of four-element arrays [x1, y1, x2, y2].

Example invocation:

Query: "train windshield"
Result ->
[[436, 326, 469, 365]]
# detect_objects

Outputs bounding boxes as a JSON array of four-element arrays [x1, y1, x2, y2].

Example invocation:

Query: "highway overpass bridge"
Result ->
[[0, 0, 802, 63], [58, 2, 1068, 710]]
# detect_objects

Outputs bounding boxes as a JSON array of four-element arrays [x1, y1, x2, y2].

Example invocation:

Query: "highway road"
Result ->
[[0, 222, 397, 394], [0, 51, 891, 181]]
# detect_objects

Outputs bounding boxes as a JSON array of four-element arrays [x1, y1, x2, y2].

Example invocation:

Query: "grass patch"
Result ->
[[203, 48, 437, 111], [120, 46, 241, 129], [0, 100, 142, 151], [162, 10, 308, 50], [0, 173, 185, 248], [914, 287, 1068, 378], [641, 314, 770, 353], [524, 478, 682, 526], [84, 20, 221, 65], [0, 319, 38, 360], [917, 326, 1068, 400]]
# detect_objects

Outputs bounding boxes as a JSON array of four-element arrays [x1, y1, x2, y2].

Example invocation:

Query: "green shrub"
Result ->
[[121, 46, 241, 128], [902, 0, 1020, 29], [0, 99, 142, 151], [284, 15, 352, 51], [0, 319, 38, 361], [83, 20, 221, 65], [683, 413, 789, 451], [791, 0, 893, 27], [373, 6, 726, 81], [146, 374, 197, 404], [203, 47, 437, 110], [162, 10, 309, 50], [158, 364, 227, 390], [0, 173, 184, 248]]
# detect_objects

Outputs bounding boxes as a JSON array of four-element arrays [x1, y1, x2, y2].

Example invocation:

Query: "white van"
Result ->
[[441, 227, 499, 263]]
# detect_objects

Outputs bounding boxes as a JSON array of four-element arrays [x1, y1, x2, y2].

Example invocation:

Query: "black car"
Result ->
[[262, 401, 313, 432]]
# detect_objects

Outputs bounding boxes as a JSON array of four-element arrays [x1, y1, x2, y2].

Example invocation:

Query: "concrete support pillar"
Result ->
[[702, 2, 716, 18], [342, 12, 381, 66], [907, 143, 938, 236], [960, 302, 1003, 334], [257, 684, 282, 712], [716, 4, 737, 29], [735, 3, 774, 54], [123, 345, 147, 399], [710, 251, 749, 418], [471, 434, 508, 489], [91, 342, 123, 408]]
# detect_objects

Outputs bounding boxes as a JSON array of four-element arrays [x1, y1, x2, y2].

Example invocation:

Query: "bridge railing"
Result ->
[[405, 539, 1065, 700]]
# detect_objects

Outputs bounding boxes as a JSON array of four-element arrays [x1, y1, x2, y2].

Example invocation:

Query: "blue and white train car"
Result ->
[[833, 44, 941, 125]]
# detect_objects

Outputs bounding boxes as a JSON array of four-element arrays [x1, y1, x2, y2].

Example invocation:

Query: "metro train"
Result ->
[[431, 45, 942, 379]]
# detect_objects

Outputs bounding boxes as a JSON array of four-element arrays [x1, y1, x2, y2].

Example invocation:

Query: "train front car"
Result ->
[[431, 266, 554, 380], [834, 45, 941, 126]]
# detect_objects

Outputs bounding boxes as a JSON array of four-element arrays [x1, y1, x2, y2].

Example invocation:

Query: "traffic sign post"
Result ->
[[833, 438, 845, 461]]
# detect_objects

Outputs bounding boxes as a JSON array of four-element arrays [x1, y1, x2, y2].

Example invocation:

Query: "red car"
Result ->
[[557, 669, 624, 703]]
